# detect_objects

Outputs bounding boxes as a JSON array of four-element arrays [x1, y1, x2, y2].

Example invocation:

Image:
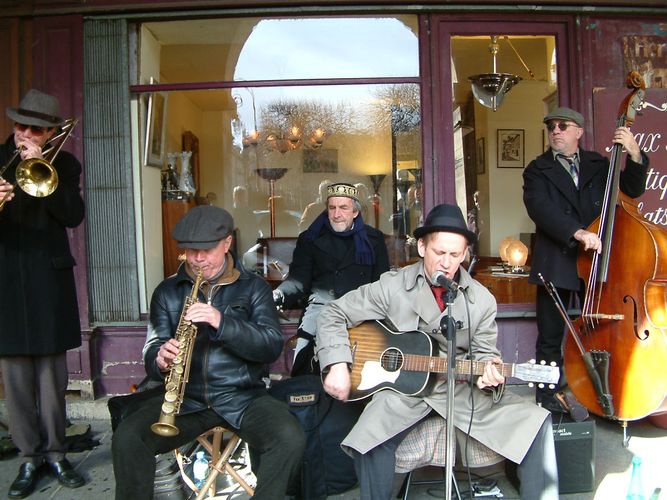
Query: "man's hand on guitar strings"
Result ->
[[476, 357, 505, 390]]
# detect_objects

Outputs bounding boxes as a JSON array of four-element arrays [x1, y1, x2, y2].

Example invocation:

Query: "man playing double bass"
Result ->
[[523, 106, 648, 413]]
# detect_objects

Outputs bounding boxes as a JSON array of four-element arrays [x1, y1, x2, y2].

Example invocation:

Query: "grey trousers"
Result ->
[[0, 353, 69, 465], [353, 414, 559, 500]]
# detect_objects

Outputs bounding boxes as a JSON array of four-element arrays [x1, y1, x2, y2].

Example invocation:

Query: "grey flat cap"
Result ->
[[172, 205, 234, 250], [543, 107, 584, 127]]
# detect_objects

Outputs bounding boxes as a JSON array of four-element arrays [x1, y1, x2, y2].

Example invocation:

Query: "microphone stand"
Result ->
[[441, 287, 458, 500]]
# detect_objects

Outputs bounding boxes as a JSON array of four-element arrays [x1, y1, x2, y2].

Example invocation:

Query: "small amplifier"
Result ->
[[553, 417, 596, 493]]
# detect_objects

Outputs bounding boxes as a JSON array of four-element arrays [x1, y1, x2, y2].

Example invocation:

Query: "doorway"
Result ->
[[429, 17, 574, 263]]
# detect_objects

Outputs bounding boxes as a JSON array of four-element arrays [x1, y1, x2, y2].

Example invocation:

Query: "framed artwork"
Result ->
[[497, 129, 524, 168], [303, 148, 338, 173], [144, 91, 168, 168], [476, 137, 485, 174]]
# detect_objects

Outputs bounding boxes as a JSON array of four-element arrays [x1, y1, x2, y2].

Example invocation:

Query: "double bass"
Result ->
[[563, 72, 667, 422]]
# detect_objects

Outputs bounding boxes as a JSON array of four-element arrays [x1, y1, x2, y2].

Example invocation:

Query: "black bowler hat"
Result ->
[[172, 205, 234, 250], [413, 203, 476, 244], [6, 89, 65, 128]]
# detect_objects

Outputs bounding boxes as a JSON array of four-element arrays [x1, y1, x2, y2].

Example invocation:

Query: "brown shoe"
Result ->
[[555, 390, 590, 422]]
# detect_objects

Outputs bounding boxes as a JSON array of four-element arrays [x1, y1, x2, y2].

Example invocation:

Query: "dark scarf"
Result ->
[[305, 210, 375, 265]]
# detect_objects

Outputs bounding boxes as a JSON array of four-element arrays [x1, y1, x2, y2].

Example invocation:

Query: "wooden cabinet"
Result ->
[[162, 199, 196, 277], [474, 269, 536, 304]]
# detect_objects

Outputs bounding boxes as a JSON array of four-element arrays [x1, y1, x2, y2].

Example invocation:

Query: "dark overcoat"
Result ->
[[0, 134, 85, 356], [523, 148, 647, 291], [277, 218, 389, 334]]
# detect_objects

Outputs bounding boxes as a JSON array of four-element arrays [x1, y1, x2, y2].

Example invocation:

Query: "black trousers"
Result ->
[[112, 393, 305, 500]]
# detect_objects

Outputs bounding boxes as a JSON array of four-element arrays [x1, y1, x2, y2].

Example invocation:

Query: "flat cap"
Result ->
[[327, 183, 359, 202], [172, 205, 234, 250], [543, 106, 584, 127]]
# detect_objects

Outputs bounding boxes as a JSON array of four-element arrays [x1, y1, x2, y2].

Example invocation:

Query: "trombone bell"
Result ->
[[0, 117, 76, 211], [16, 158, 59, 198]]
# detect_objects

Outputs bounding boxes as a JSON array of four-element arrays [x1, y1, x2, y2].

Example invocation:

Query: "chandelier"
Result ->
[[468, 35, 533, 112], [242, 125, 326, 153], [238, 99, 327, 154]]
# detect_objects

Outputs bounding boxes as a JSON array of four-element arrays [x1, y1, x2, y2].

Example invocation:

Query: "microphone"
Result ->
[[431, 271, 461, 291]]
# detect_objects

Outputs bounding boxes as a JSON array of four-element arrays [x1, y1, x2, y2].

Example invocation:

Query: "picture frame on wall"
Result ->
[[303, 148, 338, 173], [497, 129, 524, 168], [144, 91, 168, 168], [476, 137, 485, 174]]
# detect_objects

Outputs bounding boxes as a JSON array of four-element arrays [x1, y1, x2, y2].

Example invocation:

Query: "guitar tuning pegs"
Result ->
[[540, 360, 546, 365], [528, 382, 534, 388], [548, 384, 555, 389], [538, 383, 545, 389], [529, 358, 536, 364], [550, 361, 557, 367]]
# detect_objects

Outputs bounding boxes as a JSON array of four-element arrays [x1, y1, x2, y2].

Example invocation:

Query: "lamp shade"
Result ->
[[507, 240, 528, 267], [469, 73, 521, 111], [498, 236, 515, 262]]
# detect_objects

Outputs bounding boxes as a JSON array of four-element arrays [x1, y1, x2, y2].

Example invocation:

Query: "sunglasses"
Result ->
[[546, 122, 579, 132], [15, 123, 49, 135]]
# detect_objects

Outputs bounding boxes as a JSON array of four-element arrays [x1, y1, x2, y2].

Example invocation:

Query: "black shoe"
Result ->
[[8, 463, 41, 499], [47, 459, 85, 489]]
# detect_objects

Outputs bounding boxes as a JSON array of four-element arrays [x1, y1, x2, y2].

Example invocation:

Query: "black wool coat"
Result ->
[[523, 148, 648, 291], [0, 134, 85, 356], [277, 221, 390, 327]]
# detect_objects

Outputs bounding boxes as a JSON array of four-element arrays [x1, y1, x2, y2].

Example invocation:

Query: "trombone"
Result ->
[[0, 118, 78, 211]]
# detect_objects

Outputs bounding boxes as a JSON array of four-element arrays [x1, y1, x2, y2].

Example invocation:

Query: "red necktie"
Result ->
[[430, 285, 446, 312]]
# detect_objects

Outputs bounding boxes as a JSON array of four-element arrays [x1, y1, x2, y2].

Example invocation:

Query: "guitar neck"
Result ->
[[403, 354, 513, 379]]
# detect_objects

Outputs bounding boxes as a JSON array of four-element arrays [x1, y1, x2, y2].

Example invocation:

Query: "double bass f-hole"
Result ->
[[621, 295, 649, 341]]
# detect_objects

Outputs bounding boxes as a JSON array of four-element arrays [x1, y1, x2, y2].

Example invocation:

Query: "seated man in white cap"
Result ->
[[0, 89, 86, 498], [273, 182, 390, 375], [317, 203, 559, 500], [112, 205, 305, 500]]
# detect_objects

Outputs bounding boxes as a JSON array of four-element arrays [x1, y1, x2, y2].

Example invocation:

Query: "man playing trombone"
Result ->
[[0, 89, 86, 498]]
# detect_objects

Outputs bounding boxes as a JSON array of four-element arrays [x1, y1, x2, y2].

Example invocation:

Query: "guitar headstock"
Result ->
[[514, 360, 560, 386]]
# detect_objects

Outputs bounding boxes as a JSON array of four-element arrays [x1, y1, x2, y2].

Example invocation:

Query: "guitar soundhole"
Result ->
[[381, 348, 403, 372]]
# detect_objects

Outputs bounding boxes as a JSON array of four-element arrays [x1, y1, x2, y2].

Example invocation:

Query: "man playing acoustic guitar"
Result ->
[[316, 203, 559, 500]]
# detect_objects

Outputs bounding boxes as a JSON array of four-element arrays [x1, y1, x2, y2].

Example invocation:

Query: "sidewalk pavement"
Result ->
[[1, 386, 666, 499]]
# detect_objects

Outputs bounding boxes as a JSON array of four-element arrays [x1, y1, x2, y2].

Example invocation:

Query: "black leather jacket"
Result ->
[[143, 258, 283, 428]]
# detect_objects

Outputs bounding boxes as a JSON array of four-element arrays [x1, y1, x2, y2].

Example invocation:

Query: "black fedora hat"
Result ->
[[6, 89, 65, 128], [413, 203, 476, 243]]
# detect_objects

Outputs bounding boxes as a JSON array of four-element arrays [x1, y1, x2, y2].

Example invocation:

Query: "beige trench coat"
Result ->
[[315, 261, 549, 464]]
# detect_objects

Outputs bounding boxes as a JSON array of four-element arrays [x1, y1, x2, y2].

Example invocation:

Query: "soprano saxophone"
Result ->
[[151, 268, 204, 437]]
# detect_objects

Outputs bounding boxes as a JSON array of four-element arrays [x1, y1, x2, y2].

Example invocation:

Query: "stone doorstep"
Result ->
[[0, 395, 114, 423]]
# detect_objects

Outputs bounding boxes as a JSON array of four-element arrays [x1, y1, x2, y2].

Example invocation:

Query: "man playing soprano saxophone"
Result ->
[[112, 205, 305, 500]]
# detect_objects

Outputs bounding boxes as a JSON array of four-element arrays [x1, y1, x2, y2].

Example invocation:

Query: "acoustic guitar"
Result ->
[[345, 321, 559, 401]]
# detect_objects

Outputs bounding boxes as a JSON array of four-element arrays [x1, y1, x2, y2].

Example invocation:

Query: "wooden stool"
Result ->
[[176, 426, 255, 499]]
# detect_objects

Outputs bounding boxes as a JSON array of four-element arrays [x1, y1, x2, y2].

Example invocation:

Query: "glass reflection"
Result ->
[[226, 83, 421, 260], [147, 16, 419, 84]]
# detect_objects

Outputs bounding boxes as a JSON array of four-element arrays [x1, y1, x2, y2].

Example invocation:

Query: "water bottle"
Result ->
[[626, 455, 645, 500], [192, 451, 209, 489]]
